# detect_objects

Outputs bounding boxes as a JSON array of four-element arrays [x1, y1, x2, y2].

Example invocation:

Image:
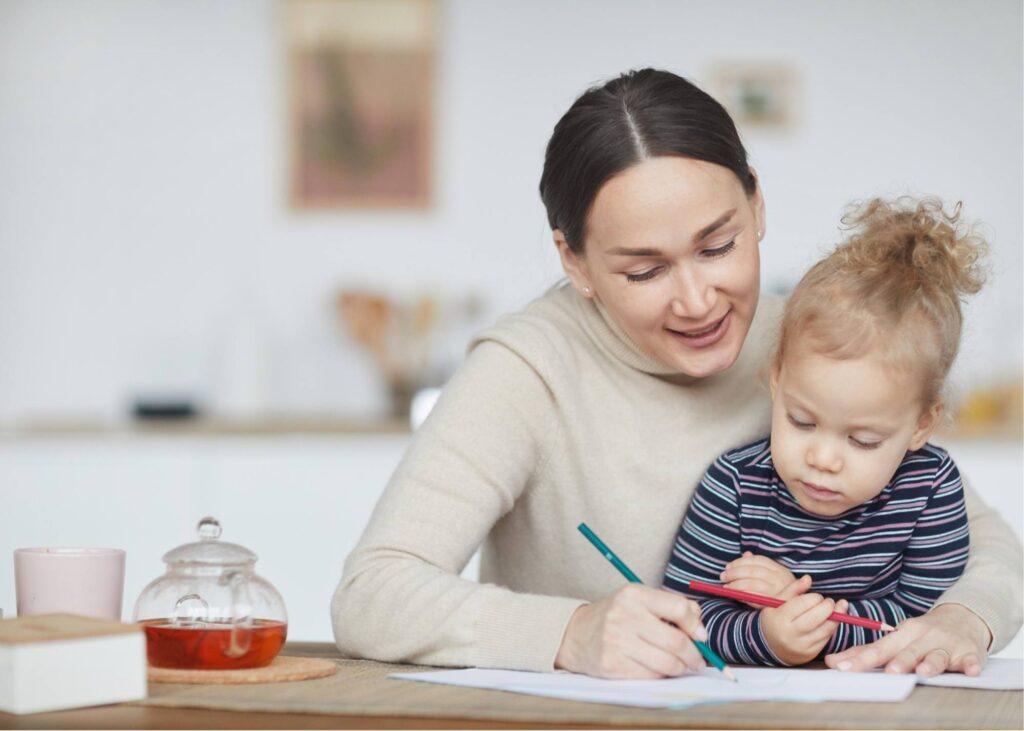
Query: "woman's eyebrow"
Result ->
[[693, 209, 737, 242], [607, 245, 662, 256]]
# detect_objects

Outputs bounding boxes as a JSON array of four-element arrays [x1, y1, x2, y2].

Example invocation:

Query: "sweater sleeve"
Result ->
[[824, 454, 971, 655], [662, 455, 781, 665], [931, 469, 1024, 652], [330, 340, 585, 671]]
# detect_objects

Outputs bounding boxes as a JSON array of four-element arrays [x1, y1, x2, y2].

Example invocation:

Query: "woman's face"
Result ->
[[557, 156, 764, 377]]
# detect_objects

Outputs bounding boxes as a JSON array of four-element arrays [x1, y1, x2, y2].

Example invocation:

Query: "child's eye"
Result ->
[[701, 240, 736, 259], [787, 414, 813, 429], [625, 267, 662, 283], [850, 437, 883, 450]]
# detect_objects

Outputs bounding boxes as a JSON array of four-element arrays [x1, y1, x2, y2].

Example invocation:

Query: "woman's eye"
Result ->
[[625, 267, 662, 283], [787, 414, 813, 430], [701, 240, 736, 259], [850, 437, 883, 450]]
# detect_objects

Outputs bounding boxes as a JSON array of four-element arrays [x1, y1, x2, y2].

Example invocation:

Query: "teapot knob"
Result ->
[[197, 516, 222, 541]]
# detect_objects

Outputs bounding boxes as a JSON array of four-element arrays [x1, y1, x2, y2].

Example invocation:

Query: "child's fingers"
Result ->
[[720, 558, 792, 584], [804, 619, 840, 649], [777, 574, 813, 601], [769, 591, 823, 625], [722, 578, 780, 596], [791, 597, 838, 633], [719, 563, 770, 582], [723, 554, 787, 575]]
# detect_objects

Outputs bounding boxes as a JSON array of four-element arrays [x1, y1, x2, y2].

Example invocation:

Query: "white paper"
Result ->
[[916, 658, 1023, 690], [390, 666, 917, 709]]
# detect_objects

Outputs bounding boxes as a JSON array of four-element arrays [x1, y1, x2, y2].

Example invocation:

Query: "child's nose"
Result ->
[[806, 439, 843, 473]]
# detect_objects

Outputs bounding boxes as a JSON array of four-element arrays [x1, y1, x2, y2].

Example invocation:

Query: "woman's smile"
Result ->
[[666, 309, 732, 349]]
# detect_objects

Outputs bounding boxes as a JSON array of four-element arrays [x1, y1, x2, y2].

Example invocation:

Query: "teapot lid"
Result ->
[[162, 517, 257, 566]]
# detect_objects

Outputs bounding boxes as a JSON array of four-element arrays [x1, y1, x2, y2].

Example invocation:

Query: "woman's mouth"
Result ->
[[667, 310, 731, 349], [800, 481, 843, 502]]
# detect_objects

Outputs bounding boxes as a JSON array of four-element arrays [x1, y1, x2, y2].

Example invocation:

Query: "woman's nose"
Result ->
[[806, 439, 843, 473], [670, 269, 714, 320]]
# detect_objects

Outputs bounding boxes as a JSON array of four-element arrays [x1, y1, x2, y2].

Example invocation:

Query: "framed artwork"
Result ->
[[707, 62, 799, 133], [286, 0, 436, 208]]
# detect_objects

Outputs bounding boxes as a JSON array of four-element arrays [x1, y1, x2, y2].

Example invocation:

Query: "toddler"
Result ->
[[662, 197, 985, 666]]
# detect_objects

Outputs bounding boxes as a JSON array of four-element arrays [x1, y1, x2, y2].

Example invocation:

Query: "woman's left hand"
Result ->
[[824, 603, 991, 677]]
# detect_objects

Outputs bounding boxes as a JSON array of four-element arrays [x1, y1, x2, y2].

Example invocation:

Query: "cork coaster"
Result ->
[[148, 655, 337, 684]]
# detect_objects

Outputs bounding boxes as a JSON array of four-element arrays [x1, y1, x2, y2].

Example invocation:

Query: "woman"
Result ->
[[332, 68, 1022, 679]]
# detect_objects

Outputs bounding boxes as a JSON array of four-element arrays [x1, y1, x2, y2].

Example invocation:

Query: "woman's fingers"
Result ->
[[647, 588, 708, 642], [637, 618, 706, 673], [915, 648, 952, 678], [558, 585, 711, 678], [824, 606, 990, 676]]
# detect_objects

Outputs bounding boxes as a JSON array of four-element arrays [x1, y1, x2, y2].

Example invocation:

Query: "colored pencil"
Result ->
[[686, 580, 896, 632], [576, 522, 737, 682]]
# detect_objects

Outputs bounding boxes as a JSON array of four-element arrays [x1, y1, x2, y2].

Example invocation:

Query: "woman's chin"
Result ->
[[657, 332, 745, 377]]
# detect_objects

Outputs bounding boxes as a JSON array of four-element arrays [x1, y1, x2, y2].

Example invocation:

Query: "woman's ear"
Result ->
[[910, 401, 944, 451], [749, 167, 766, 241], [553, 229, 595, 297]]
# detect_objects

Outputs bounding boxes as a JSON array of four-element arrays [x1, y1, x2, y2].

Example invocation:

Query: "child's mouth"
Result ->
[[801, 481, 843, 501]]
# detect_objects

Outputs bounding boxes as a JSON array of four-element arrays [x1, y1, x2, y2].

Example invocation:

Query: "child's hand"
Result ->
[[720, 551, 797, 601], [760, 576, 848, 666]]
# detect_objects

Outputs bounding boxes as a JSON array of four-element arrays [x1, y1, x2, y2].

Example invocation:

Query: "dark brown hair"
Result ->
[[539, 68, 756, 254]]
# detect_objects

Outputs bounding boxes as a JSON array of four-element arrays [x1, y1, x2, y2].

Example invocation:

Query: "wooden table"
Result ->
[[1, 643, 1020, 729]]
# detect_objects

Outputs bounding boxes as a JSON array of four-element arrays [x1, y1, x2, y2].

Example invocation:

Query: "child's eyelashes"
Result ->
[[788, 413, 884, 450], [787, 414, 814, 430]]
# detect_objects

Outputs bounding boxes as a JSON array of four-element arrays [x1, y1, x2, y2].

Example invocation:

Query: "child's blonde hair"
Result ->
[[775, 197, 987, 410]]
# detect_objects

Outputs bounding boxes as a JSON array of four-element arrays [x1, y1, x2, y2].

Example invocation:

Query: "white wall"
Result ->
[[0, 0, 1021, 420]]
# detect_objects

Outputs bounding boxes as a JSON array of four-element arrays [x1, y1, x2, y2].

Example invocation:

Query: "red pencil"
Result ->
[[688, 580, 897, 633]]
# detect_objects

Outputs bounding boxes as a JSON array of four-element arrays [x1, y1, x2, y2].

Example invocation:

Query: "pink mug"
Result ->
[[14, 548, 126, 620]]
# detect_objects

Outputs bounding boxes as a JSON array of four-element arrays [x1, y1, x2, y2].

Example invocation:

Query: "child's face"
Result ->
[[769, 350, 939, 518]]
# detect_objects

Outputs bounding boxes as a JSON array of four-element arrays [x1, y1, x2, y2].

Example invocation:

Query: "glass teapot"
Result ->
[[133, 516, 288, 669]]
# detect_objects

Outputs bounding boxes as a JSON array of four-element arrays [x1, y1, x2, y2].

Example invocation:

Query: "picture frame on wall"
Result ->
[[707, 62, 799, 133], [286, 0, 436, 209]]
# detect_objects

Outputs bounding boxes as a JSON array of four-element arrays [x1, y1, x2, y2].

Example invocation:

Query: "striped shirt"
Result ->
[[662, 438, 969, 666]]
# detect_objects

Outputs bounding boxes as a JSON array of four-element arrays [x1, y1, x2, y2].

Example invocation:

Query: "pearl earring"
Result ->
[[757, 229, 763, 240], [582, 286, 591, 295]]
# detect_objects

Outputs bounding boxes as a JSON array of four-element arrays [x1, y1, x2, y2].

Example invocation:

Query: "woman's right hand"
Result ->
[[553, 584, 709, 678]]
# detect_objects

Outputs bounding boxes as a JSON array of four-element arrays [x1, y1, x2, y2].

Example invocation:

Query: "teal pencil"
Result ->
[[577, 522, 738, 682]]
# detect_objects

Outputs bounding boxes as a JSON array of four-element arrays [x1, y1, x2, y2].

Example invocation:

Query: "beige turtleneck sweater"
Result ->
[[331, 284, 1022, 671]]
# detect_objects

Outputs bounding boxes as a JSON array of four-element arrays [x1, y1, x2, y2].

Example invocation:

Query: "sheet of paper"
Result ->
[[390, 666, 917, 709], [916, 658, 1023, 690]]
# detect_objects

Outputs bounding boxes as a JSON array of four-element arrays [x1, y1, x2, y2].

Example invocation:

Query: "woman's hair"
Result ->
[[538, 68, 756, 254], [775, 197, 988, 409]]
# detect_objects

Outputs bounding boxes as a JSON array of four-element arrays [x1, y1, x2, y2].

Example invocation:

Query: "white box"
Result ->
[[0, 614, 147, 715]]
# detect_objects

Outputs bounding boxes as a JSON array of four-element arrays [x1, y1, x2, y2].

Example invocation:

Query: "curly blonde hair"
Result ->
[[775, 197, 988, 410]]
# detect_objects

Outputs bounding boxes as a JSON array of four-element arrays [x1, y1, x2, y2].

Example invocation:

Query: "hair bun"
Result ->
[[839, 197, 987, 299]]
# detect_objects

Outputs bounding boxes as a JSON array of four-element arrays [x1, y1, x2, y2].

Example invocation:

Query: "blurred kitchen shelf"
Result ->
[[0, 417, 412, 439]]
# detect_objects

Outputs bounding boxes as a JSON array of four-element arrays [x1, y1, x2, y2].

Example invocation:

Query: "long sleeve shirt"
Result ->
[[662, 438, 970, 665], [331, 284, 1022, 671]]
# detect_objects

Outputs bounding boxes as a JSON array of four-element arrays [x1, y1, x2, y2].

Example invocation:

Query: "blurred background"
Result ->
[[0, 0, 1021, 647]]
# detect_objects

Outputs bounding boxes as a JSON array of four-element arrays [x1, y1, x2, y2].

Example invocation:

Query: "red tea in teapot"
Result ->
[[140, 619, 287, 669]]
